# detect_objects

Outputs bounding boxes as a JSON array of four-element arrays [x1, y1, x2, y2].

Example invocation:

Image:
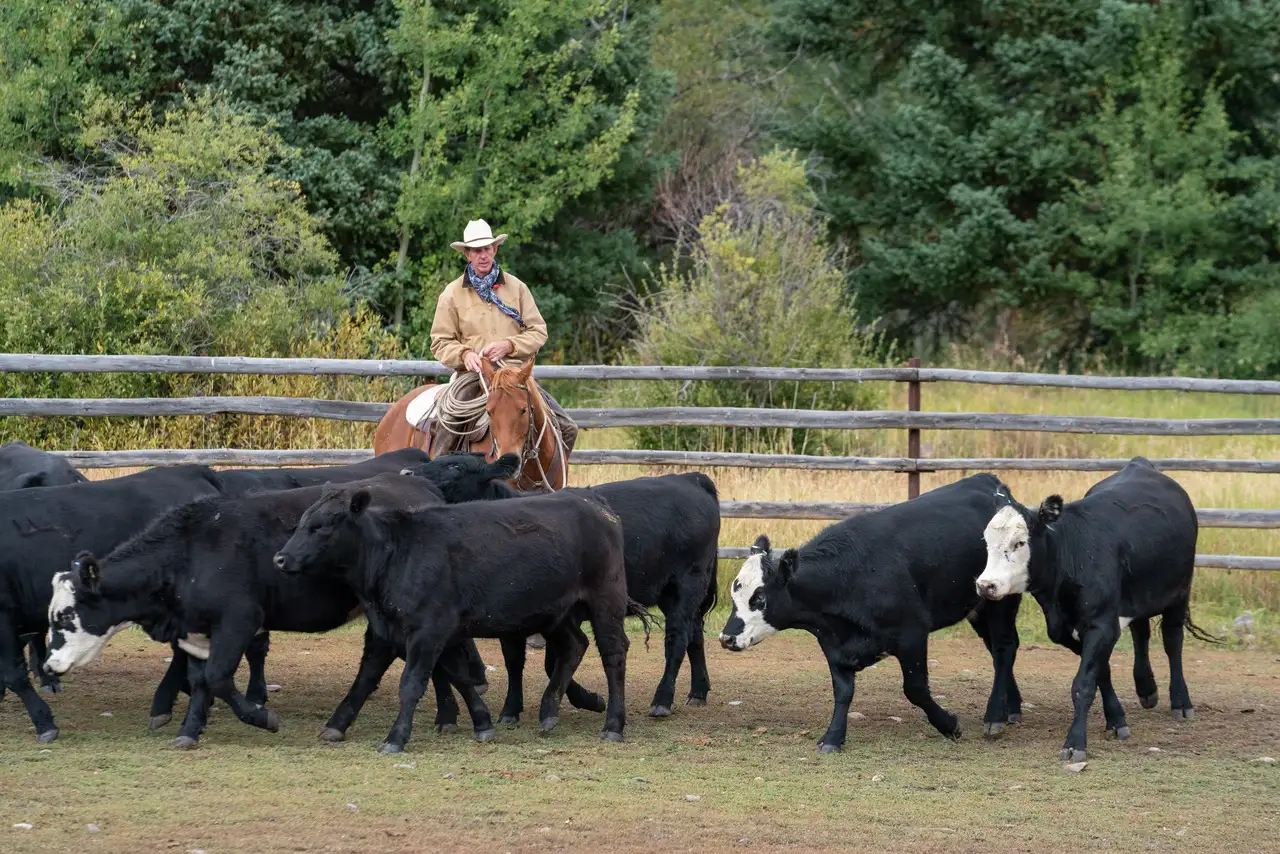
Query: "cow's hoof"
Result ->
[[984, 722, 1005, 739], [173, 736, 199, 750], [1139, 692, 1159, 710], [475, 682, 489, 697], [1105, 725, 1131, 741], [648, 705, 672, 718], [1007, 712, 1022, 724], [149, 714, 172, 730], [539, 716, 559, 734], [36, 727, 59, 744], [601, 730, 624, 743], [474, 728, 496, 743], [685, 696, 707, 707], [40, 683, 63, 695], [1172, 707, 1194, 721], [378, 742, 404, 754], [817, 741, 841, 754], [945, 725, 963, 742], [498, 715, 520, 726], [1059, 747, 1086, 763], [435, 723, 458, 735], [262, 710, 279, 733], [318, 727, 346, 743]]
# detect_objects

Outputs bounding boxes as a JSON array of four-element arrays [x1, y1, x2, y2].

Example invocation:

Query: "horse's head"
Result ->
[[481, 357, 540, 463]]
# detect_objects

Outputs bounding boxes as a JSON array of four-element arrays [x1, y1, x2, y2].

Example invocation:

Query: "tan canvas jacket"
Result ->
[[429, 271, 549, 371]]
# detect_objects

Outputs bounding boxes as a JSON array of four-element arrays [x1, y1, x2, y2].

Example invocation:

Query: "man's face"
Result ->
[[466, 244, 497, 275]]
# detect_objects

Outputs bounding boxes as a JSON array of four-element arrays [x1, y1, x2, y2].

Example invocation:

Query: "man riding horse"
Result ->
[[428, 219, 578, 456]]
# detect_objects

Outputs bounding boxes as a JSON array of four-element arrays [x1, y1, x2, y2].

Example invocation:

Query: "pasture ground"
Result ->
[[2, 627, 1277, 853]]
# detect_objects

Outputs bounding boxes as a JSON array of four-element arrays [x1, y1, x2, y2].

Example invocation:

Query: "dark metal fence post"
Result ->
[[907, 356, 921, 499]]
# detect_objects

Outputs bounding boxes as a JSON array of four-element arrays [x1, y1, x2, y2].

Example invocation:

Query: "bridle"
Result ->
[[490, 380, 566, 494]]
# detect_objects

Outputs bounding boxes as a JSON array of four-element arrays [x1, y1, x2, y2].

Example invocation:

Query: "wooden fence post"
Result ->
[[907, 356, 921, 499]]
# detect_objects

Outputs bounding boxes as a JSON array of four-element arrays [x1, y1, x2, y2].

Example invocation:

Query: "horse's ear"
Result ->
[[517, 356, 534, 383], [479, 358, 496, 384]]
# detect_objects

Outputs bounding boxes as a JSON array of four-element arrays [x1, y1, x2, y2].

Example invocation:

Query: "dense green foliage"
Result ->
[[3, 0, 1280, 377]]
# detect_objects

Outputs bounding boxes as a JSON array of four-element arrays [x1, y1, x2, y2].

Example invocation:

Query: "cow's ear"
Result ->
[[349, 488, 372, 516], [774, 548, 799, 586], [750, 534, 771, 555], [490, 453, 520, 479], [74, 551, 101, 593], [1038, 495, 1063, 524]]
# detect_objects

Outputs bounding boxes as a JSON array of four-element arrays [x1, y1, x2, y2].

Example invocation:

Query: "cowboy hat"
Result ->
[[450, 219, 508, 252]]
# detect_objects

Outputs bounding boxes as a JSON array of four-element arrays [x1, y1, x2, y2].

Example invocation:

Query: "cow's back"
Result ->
[[797, 474, 1008, 630]]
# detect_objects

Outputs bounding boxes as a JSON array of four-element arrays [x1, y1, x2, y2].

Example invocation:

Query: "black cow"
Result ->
[[0, 465, 225, 742], [46, 474, 491, 748], [273, 481, 636, 752], [0, 440, 87, 695], [211, 448, 431, 493], [974, 457, 1204, 762], [718, 474, 1025, 753], [401, 453, 720, 720]]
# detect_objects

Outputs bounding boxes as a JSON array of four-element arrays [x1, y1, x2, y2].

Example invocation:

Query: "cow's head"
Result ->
[[400, 452, 520, 503], [45, 552, 132, 675], [719, 535, 795, 652], [975, 496, 1062, 600], [273, 484, 371, 574]]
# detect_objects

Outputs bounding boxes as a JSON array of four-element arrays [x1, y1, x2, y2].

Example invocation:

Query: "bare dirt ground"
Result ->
[[2, 628, 1278, 854]]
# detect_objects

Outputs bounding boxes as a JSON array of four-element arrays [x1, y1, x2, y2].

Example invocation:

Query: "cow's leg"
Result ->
[[561, 622, 606, 713], [1130, 617, 1159, 709], [648, 590, 696, 718], [380, 629, 449, 753], [321, 624, 397, 742], [179, 625, 277, 747], [536, 623, 590, 734], [1162, 600, 1194, 720], [1098, 659, 1131, 740], [1060, 623, 1120, 762], [174, 656, 215, 748], [685, 620, 711, 706], [459, 638, 489, 696], [815, 636, 856, 753], [587, 608, 630, 742], [29, 636, 61, 694], [149, 644, 189, 729], [244, 631, 270, 708], [497, 633, 526, 724], [970, 596, 1021, 737], [437, 643, 495, 742], [897, 635, 962, 741], [0, 616, 57, 742], [430, 667, 460, 733]]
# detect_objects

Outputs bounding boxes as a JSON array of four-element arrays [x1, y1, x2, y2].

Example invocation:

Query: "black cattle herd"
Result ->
[[0, 439, 1209, 763]]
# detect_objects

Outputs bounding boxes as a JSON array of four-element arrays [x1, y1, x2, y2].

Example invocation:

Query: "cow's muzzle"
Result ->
[[975, 579, 1002, 600], [719, 634, 746, 652]]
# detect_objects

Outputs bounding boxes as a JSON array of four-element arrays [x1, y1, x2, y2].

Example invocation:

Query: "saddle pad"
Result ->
[[404, 382, 449, 429]]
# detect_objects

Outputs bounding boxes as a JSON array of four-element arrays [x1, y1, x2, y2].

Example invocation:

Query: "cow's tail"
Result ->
[[627, 598, 657, 651], [1184, 611, 1225, 645]]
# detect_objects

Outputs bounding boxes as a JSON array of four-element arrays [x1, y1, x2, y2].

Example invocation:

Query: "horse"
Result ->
[[373, 358, 568, 492]]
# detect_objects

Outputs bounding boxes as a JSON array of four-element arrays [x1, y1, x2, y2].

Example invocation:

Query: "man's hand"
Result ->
[[481, 340, 514, 362], [463, 350, 484, 373]]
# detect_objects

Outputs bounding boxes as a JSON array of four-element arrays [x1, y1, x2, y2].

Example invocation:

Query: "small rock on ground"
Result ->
[[685, 794, 702, 802], [1064, 761, 1088, 773]]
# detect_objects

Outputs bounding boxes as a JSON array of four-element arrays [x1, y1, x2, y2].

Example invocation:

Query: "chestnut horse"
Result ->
[[373, 358, 568, 492]]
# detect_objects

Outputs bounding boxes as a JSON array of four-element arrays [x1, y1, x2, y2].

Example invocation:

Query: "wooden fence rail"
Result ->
[[712, 547, 1280, 571], [52, 447, 1280, 475], [4, 353, 1280, 394], [8, 397, 1280, 436]]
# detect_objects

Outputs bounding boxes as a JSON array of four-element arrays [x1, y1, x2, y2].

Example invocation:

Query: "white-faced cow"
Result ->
[[0, 465, 226, 742], [974, 457, 1207, 763], [273, 482, 638, 752], [400, 453, 721, 721], [0, 440, 87, 696], [46, 473, 493, 748], [719, 474, 1025, 753]]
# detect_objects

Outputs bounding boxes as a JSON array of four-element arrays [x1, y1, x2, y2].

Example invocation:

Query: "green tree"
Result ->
[[624, 151, 888, 453]]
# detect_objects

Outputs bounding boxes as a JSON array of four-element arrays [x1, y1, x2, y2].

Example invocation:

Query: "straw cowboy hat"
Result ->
[[450, 219, 508, 252]]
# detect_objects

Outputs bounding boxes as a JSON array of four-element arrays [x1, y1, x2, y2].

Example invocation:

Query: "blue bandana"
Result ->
[[465, 262, 524, 327]]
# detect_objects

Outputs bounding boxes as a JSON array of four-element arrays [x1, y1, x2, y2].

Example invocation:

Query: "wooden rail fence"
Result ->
[[4, 353, 1277, 572]]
